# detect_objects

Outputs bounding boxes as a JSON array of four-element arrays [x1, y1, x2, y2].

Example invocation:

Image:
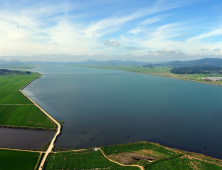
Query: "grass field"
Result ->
[[0, 91, 32, 104], [0, 73, 55, 130], [0, 149, 40, 170], [43, 150, 139, 170], [102, 141, 222, 169], [0, 74, 40, 91], [0, 104, 55, 129], [75, 64, 222, 86]]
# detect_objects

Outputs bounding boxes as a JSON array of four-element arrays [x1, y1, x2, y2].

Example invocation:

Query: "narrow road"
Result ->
[[19, 84, 61, 170], [98, 148, 145, 170]]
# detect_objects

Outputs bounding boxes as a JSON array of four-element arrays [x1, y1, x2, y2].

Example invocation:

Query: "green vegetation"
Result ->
[[0, 149, 40, 170], [52, 146, 77, 152], [0, 69, 32, 75], [0, 91, 32, 104], [170, 66, 222, 74], [102, 141, 222, 169], [59, 120, 64, 124], [102, 142, 176, 156], [34, 153, 44, 170], [0, 73, 55, 130], [76, 64, 222, 86], [36, 141, 51, 151], [0, 105, 55, 129], [145, 157, 222, 170], [0, 73, 39, 91], [43, 150, 139, 170]]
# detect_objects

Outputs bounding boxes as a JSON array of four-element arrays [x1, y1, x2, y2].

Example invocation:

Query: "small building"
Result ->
[[201, 77, 222, 81], [92, 148, 98, 151]]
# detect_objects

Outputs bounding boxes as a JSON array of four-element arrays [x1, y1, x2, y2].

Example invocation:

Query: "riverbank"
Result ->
[[18, 73, 61, 170], [0, 71, 61, 169], [73, 64, 222, 86]]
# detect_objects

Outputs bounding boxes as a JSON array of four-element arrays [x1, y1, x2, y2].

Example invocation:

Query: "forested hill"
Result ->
[[165, 58, 222, 67]]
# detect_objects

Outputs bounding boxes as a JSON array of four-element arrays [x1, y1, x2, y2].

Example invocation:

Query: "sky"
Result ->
[[0, 0, 222, 62]]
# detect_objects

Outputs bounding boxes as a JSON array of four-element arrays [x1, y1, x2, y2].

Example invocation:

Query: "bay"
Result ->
[[23, 65, 222, 159]]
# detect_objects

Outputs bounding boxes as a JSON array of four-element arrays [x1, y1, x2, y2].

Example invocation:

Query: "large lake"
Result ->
[[23, 65, 222, 159]]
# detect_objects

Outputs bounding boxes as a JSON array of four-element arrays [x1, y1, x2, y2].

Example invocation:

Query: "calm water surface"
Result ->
[[23, 65, 222, 159], [0, 128, 54, 149]]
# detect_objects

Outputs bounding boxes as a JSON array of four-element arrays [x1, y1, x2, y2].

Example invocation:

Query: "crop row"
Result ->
[[43, 150, 139, 170], [0, 74, 40, 91], [0, 149, 40, 170], [0, 105, 55, 129], [0, 91, 32, 104]]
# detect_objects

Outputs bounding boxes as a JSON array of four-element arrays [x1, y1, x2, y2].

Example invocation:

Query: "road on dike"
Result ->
[[19, 89, 61, 170]]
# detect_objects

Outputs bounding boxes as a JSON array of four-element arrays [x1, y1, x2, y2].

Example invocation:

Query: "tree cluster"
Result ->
[[170, 66, 222, 74], [0, 69, 31, 75]]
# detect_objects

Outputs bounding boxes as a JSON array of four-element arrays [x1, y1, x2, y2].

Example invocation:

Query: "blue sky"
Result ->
[[0, 0, 222, 62]]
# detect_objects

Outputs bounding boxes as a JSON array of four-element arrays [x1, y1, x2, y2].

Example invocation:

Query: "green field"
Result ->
[[0, 74, 40, 91], [145, 157, 222, 170], [0, 149, 40, 170], [0, 105, 55, 129], [0, 73, 55, 130], [0, 91, 32, 104], [43, 150, 139, 170], [75, 64, 222, 86], [101, 142, 222, 169]]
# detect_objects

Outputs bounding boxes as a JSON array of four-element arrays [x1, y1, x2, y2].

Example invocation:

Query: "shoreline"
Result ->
[[18, 72, 61, 170], [75, 65, 222, 87], [2, 69, 222, 169]]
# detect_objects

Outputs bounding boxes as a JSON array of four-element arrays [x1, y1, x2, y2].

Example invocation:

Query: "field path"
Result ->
[[98, 148, 144, 170], [18, 74, 61, 170]]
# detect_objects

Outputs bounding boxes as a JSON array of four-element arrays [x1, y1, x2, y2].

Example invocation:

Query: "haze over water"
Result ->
[[23, 65, 222, 159]]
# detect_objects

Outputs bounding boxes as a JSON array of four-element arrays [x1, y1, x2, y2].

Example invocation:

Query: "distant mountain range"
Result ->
[[1, 58, 222, 67], [164, 58, 222, 67]]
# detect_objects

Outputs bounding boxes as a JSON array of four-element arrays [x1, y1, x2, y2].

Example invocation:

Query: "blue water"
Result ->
[[23, 65, 222, 159]]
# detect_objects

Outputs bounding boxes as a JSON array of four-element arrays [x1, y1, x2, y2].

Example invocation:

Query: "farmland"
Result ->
[[0, 73, 55, 130], [43, 150, 139, 170], [42, 141, 222, 170], [0, 149, 40, 170], [102, 141, 222, 169]]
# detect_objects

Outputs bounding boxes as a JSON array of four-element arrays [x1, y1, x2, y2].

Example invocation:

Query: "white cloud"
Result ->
[[188, 27, 222, 41], [141, 15, 171, 25], [156, 49, 187, 56], [129, 26, 142, 34]]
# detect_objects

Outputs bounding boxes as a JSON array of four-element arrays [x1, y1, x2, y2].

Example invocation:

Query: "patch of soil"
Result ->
[[108, 150, 156, 165]]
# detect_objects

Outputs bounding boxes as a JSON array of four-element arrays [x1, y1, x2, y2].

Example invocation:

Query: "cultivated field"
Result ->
[[0, 74, 40, 91], [0, 105, 55, 129], [0, 73, 55, 130], [102, 141, 222, 169], [43, 150, 139, 170], [0, 149, 40, 170]]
